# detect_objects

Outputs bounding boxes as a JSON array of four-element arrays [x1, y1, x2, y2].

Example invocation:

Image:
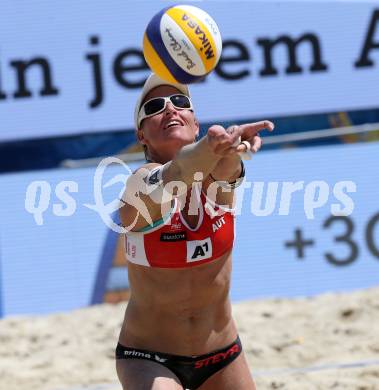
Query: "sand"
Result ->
[[1, 287, 379, 390]]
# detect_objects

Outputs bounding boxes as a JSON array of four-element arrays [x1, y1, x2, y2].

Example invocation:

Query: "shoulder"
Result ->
[[132, 162, 162, 176], [121, 162, 170, 232], [127, 162, 163, 187]]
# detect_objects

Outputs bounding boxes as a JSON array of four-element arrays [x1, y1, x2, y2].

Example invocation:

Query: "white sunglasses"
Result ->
[[137, 94, 193, 128]]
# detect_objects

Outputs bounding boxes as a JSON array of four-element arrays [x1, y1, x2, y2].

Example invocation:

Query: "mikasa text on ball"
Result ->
[[143, 5, 222, 84]]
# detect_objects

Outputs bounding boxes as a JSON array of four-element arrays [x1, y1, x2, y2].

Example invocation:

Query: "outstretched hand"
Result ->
[[206, 120, 274, 158], [206, 120, 274, 183], [233, 120, 275, 155]]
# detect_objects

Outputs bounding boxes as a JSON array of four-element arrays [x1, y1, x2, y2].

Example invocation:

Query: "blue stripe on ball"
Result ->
[[146, 7, 200, 84]]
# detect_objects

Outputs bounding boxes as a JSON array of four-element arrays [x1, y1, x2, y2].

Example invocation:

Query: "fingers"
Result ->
[[236, 141, 250, 154], [207, 124, 228, 138], [239, 120, 275, 136], [207, 125, 244, 155], [225, 125, 244, 146], [235, 140, 252, 160], [207, 125, 232, 151], [235, 133, 262, 159], [251, 135, 262, 153], [234, 120, 271, 157], [206, 121, 270, 157]]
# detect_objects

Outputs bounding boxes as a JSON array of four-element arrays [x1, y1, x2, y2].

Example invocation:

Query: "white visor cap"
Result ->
[[134, 73, 191, 130]]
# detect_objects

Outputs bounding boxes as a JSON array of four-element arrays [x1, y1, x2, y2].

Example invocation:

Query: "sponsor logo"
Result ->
[[126, 240, 137, 258], [160, 231, 187, 242], [146, 167, 163, 185], [169, 214, 183, 231], [182, 13, 215, 60], [195, 343, 240, 369], [171, 222, 183, 230], [187, 238, 212, 262], [154, 354, 168, 363], [124, 350, 151, 359]]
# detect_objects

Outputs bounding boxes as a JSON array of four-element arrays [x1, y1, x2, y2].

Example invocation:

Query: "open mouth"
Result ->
[[164, 120, 183, 129]]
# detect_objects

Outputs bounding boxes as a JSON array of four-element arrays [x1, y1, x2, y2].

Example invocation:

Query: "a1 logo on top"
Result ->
[[143, 4, 223, 84], [186, 237, 213, 262]]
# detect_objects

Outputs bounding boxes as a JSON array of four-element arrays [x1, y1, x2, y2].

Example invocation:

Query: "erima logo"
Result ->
[[154, 354, 168, 363], [124, 350, 151, 359]]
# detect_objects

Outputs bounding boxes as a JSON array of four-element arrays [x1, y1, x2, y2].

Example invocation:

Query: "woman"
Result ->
[[116, 73, 274, 390]]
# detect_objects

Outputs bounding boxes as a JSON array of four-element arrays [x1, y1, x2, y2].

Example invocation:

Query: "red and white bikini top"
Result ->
[[124, 186, 235, 268]]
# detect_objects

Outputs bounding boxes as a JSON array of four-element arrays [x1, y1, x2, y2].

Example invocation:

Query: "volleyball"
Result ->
[[143, 5, 222, 84]]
